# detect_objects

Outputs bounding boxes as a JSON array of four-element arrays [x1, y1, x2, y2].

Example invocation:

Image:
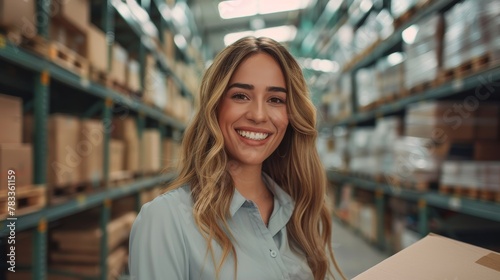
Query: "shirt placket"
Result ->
[[247, 201, 291, 280]]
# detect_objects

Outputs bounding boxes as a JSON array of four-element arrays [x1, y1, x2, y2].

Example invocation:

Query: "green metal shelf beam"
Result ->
[[350, 0, 456, 71], [0, 41, 186, 130], [323, 65, 500, 128], [0, 173, 175, 236], [328, 171, 500, 223]]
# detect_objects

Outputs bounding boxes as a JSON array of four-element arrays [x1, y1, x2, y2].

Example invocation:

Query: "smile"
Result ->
[[236, 130, 269, 141]]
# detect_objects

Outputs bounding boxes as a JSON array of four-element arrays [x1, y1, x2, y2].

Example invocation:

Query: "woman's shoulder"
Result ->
[[137, 185, 193, 222]]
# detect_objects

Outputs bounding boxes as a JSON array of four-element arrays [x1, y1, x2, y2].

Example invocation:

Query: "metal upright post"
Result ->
[[33, 1, 51, 278], [100, 199, 112, 280], [375, 188, 386, 250], [418, 198, 429, 236], [103, 98, 113, 185]]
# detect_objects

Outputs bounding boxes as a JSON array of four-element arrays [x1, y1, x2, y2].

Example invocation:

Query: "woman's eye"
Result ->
[[231, 93, 249, 100], [269, 97, 286, 104]]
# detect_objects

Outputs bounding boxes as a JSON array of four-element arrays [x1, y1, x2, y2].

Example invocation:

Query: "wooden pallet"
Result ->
[[440, 185, 499, 202], [407, 79, 438, 95], [0, 185, 46, 219], [48, 42, 89, 77], [386, 175, 433, 192], [49, 181, 102, 205], [359, 101, 378, 112], [439, 52, 500, 84], [107, 170, 134, 188], [89, 67, 110, 87]]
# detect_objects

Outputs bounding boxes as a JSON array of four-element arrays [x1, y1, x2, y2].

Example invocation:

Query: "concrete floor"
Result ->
[[331, 219, 389, 279]]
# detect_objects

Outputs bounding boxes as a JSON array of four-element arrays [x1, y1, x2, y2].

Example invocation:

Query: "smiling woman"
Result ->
[[129, 36, 346, 280]]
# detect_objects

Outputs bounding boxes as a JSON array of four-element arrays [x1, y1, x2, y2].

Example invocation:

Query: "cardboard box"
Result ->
[[0, 144, 32, 190], [48, 114, 81, 186], [87, 24, 108, 73], [109, 140, 124, 173], [142, 130, 161, 173], [110, 43, 127, 85], [126, 59, 141, 92], [0, 94, 22, 144], [111, 117, 140, 173], [353, 233, 500, 280], [0, 0, 36, 33], [52, 0, 89, 32], [79, 120, 104, 184]]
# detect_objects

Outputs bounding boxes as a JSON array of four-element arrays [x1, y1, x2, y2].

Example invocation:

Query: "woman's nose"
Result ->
[[246, 100, 268, 123]]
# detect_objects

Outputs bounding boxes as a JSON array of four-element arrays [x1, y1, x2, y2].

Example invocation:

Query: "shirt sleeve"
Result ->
[[129, 194, 189, 280]]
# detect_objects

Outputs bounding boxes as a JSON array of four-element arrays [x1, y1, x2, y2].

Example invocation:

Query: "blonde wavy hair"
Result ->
[[166, 36, 344, 280]]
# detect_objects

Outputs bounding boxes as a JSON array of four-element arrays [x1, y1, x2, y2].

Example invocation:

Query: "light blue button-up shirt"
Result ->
[[129, 173, 314, 280]]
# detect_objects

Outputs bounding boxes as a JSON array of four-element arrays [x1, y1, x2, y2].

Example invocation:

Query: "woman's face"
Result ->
[[217, 53, 289, 167]]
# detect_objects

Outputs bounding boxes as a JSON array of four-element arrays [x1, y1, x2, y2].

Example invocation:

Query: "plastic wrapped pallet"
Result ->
[[354, 12, 380, 55], [391, 136, 446, 184], [443, 0, 500, 70], [440, 161, 500, 198], [356, 67, 380, 109], [371, 117, 403, 176], [318, 127, 348, 171], [403, 14, 444, 90], [376, 53, 406, 98], [405, 101, 499, 141], [348, 128, 378, 175], [391, 0, 418, 19]]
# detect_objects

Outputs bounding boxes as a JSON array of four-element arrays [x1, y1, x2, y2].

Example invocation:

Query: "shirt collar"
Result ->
[[229, 172, 294, 217]]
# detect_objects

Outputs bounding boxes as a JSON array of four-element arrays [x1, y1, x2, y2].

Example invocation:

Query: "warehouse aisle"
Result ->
[[331, 219, 388, 279]]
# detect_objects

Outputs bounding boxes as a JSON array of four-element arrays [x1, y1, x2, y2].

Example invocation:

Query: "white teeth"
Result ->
[[237, 130, 269, 140]]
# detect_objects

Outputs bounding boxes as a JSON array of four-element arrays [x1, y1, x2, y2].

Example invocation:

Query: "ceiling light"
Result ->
[[223, 25, 297, 46], [402, 25, 419, 45], [218, 0, 313, 19]]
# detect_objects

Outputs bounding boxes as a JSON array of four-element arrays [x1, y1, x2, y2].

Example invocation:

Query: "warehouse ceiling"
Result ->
[[187, 0, 305, 58]]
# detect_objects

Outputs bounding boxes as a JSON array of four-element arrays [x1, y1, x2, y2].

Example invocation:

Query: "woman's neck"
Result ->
[[227, 161, 267, 201]]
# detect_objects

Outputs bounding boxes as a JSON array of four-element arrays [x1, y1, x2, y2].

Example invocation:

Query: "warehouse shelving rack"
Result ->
[[0, 0, 199, 279], [293, 0, 500, 252]]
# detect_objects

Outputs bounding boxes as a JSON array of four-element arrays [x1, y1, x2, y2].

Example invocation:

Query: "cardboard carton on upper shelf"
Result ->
[[79, 120, 104, 184], [87, 24, 108, 73], [353, 233, 500, 280], [0, 0, 36, 35], [110, 43, 127, 85], [0, 94, 22, 144], [142, 130, 161, 173], [0, 144, 33, 190], [109, 139, 124, 174], [52, 0, 89, 33], [47, 114, 81, 186], [126, 58, 141, 92]]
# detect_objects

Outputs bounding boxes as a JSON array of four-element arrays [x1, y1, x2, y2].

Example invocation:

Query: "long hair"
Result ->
[[166, 36, 344, 280]]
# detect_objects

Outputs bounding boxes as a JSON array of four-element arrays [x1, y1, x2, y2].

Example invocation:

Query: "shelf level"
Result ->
[[0, 173, 175, 235], [323, 64, 500, 128], [0, 39, 186, 130], [328, 171, 500, 223]]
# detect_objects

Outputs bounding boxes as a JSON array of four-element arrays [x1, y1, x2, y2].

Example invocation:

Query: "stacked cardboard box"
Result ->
[[111, 117, 140, 174], [109, 140, 125, 174], [143, 55, 168, 108], [87, 24, 108, 74], [0, 94, 33, 190], [142, 129, 161, 174], [0, 0, 37, 39], [126, 58, 142, 93], [79, 120, 104, 185], [49, 210, 135, 280], [110, 43, 128, 86], [47, 114, 81, 187], [49, 0, 89, 58]]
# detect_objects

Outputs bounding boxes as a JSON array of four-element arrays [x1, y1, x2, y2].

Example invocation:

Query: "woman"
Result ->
[[129, 36, 344, 280]]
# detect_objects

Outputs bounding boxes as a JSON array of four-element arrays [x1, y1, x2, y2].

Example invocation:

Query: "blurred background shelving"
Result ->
[[1, 0, 500, 279]]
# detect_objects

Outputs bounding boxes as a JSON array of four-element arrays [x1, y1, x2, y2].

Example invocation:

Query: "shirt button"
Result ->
[[270, 250, 277, 258]]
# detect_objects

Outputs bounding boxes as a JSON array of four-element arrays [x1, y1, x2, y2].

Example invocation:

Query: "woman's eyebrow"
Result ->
[[227, 83, 287, 94]]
